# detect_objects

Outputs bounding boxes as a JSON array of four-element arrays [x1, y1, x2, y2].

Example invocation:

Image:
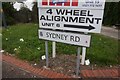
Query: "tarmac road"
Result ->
[[2, 61, 43, 79], [101, 26, 119, 39]]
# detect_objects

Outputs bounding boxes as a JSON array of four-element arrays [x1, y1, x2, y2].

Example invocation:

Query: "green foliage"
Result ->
[[2, 2, 17, 25], [31, 2, 38, 23], [87, 34, 119, 66], [2, 23, 45, 61], [103, 2, 120, 26], [14, 7, 32, 23], [2, 23, 119, 66]]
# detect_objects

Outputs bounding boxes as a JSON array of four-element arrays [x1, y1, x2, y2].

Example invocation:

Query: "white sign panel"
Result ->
[[38, 29, 91, 47], [39, 8, 104, 33], [38, 0, 105, 9], [38, 0, 105, 33]]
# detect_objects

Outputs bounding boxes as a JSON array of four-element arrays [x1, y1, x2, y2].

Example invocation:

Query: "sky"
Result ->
[[13, 0, 34, 11]]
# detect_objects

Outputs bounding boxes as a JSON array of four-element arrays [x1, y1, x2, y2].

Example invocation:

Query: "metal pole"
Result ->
[[52, 42, 56, 58], [81, 47, 86, 65], [45, 41, 49, 67], [76, 47, 81, 76]]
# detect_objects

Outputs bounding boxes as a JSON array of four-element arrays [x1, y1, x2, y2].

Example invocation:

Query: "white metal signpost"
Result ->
[[37, 0, 105, 77]]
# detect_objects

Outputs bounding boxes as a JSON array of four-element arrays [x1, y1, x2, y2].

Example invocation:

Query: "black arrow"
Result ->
[[64, 24, 95, 30]]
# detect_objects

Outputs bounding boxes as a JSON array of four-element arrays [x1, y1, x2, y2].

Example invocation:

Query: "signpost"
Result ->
[[38, 0, 105, 77]]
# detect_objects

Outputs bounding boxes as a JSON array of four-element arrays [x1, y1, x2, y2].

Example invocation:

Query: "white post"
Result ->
[[52, 42, 56, 58], [81, 47, 86, 65], [45, 41, 49, 67], [76, 47, 81, 76], [81, 32, 88, 65]]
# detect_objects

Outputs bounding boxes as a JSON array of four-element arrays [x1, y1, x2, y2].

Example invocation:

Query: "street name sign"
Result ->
[[38, 29, 91, 47], [38, 0, 105, 33]]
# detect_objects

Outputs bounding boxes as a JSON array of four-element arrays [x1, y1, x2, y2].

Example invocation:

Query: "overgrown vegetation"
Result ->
[[2, 23, 119, 66]]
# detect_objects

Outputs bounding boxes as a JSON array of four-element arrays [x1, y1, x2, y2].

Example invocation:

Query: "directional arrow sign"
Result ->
[[39, 8, 105, 33], [64, 24, 95, 30], [38, 0, 105, 33]]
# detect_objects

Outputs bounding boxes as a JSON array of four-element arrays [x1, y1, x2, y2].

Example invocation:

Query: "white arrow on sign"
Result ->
[[38, 29, 91, 47]]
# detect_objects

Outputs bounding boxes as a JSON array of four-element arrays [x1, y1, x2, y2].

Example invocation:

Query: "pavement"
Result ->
[[101, 26, 119, 39]]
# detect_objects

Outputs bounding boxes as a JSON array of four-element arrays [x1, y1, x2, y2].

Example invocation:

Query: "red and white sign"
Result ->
[[42, 0, 78, 6], [38, 0, 105, 9]]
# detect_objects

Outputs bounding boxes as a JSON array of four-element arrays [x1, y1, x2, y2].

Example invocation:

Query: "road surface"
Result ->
[[101, 26, 119, 39], [2, 61, 43, 79]]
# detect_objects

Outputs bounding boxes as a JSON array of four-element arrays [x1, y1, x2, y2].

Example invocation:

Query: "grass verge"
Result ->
[[2, 23, 119, 66]]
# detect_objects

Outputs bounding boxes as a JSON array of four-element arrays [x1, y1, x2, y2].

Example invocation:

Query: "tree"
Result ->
[[14, 7, 32, 23], [31, 2, 38, 23], [103, 2, 120, 26], [2, 2, 17, 25]]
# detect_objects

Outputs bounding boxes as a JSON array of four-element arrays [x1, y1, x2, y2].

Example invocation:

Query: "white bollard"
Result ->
[[52, 42, 56, 58], [81, 47, 86, 65]]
